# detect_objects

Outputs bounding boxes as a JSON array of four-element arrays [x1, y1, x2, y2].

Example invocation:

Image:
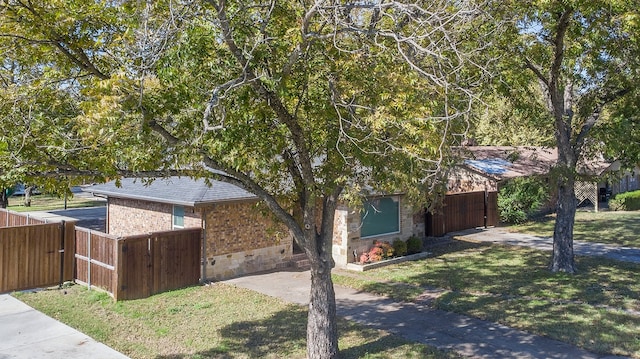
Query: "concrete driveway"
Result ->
[[0, 294, 128, 359]]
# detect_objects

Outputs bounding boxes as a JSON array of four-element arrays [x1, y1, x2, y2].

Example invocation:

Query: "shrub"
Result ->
[[609, 190, 640, 211], [406, 236, 423, 254], [498, 177, 549, 224], [392, 239, 408, 257], [367, 246, 384, 262], [375, 241, 394, 259], [359, 241, 396, 263]]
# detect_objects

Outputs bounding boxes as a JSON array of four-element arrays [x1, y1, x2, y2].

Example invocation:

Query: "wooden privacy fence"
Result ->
[[426, 191, 498, 237], [74, 227, 119, 296], [0, 209, 47, 227], [0, 210, 75, 293], [75, 227, 202, 300]]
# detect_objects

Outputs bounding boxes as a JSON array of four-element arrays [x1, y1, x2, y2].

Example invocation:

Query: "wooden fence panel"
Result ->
[[74, 227, 118, 295], [0, 209, 47, 228], [115, 229, 201, 301], [0, 222, 73, 293], [443, 191, 486, 233], [486, 191, 498, 227], [115, 235, 152, 300], [427, 191, 498, 237], [1, 208, 200, 299], [151, 229, 201, 295]]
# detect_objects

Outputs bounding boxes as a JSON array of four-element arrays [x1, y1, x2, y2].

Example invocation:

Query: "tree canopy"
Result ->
[[1, 1, 493, 357]]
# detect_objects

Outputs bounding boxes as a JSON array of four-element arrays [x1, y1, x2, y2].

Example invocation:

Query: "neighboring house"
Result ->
[[448, 146, 639, 211], [86, 178, 423, 278], [447, 146, 557, 194], [86, 177, 293, 281], [589, 160, 640, 200]]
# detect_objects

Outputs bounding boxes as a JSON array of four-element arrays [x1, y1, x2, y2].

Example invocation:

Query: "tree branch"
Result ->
[[575, 88, 630, 151], [208, 0, 315, 189], [7, 1, 110, 80]]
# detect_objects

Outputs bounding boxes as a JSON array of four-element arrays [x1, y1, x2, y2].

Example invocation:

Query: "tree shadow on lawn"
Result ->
[[154, 306, 413, 359], [361, 239, 640, 308], [573, 215, 640, 246]]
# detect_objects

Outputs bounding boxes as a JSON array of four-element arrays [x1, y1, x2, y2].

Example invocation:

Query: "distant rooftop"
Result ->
[[84, 177, 257, 207], [458, 146, 613, 180], [459, 146, 558, 180]]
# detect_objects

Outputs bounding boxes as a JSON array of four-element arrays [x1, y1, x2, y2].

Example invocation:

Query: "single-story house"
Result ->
[[86, 177, 293, 281], [447, 146, 557, 193], [448, 146, 639, 211], [85, 178, 423, 279]]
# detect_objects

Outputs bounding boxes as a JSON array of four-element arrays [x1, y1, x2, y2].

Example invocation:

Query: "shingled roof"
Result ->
[[458, 146, 613, 180], [459, 146, 558, 180], [84, 177, 257, 207]]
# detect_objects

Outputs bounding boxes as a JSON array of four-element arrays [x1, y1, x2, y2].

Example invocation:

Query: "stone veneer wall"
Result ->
[[107, 198, 201, 236], [332, 196, 417, 268], [202, 200, 293, 280]]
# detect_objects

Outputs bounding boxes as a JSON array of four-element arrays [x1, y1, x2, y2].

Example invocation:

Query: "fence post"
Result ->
[[87, 230, 92, 290], [113, 238, 122, 300], [484, 189, 488, 229], [58, 221, 66, 289]]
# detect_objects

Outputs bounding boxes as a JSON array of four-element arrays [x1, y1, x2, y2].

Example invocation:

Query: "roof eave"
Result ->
[[88, 189, 258, 208]]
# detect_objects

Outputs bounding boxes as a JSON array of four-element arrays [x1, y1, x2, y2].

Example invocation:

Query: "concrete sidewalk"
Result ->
[[0, 294, 129, 359], [452, 227, 640, 264], [225, 270, 628, 359]]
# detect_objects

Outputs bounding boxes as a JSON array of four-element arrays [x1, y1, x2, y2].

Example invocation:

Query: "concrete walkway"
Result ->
[[0, 294, 129, 359], [225, 270, 629, 359], [452, 227, 640, 264]]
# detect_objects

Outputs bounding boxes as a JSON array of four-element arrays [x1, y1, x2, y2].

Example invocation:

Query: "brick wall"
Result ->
[[202, 201, 291, 256], [107, 198, 201, 236], [108, 197, 293, 281], [202, 200, 293, 280]]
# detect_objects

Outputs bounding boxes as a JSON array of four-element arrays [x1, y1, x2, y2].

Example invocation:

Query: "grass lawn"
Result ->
[[7, 194, 105, 212], [13, 283, 459, 359], [509, 210, 640, 247], [333, 240, 640, 358]]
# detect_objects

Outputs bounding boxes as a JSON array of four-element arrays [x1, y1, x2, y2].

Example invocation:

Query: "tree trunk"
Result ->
[[23, 186, 33, 207], [306, 244, 339, 359], [1, 189, 8, 208], [550, 174, 577, 273]]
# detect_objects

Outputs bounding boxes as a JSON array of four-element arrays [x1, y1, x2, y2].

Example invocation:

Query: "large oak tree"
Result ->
[[1, 1, 492, 357], [493, 0, 640, 272]]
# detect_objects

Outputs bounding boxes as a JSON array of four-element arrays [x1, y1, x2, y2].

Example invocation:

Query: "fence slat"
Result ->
[[427, 191, 498, 236]]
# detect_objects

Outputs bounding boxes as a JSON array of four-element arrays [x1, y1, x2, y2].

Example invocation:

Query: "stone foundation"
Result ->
[[204, 244, 292, 280]]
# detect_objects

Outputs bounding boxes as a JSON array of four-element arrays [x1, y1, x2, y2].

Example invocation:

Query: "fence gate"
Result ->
[[115, 229, 201, 300], [0, 221, 75, 293], [426, 191, 498, 237]]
